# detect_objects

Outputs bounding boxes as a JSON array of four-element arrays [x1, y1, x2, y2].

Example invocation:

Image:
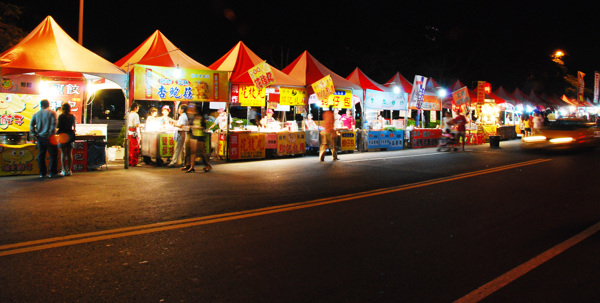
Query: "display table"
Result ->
[[140, 131, 178, 165], [217, 130, 306, 160], [411, 129, 442, 149], [0, 143, 39, 176], [365, 130, 404, 150], [72, 140, 106, 171], [337, 130, 356, 152]]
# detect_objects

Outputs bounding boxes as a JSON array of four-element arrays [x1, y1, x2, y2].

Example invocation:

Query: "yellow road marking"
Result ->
[[0, 158, 551, 257]]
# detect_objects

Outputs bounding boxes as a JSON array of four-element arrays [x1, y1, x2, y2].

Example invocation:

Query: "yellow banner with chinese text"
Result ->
[[280, 87, 307, 106]]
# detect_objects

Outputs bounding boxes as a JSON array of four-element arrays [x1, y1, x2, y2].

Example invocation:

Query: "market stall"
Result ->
[[0, 16, 126, 176], [347, 68, 405, 151], [208, 42, 308, 160], [281, 52, 363, 155], [406, 75, 443, 148], [114, 30, 225, 166]]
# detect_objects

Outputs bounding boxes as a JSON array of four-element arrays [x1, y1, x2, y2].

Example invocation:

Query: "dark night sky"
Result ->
[[7, 0, 600, 94]]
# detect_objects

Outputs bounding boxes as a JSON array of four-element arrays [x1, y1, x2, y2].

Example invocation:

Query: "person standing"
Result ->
[[340, 109, 356, 130], [452, 110, 468, 151], [56, 102, 76, 176], [319, 106, 339, 161], [127, 102, 141, 167], [30, 99, 58, 178], [168, 104, 189, 168]]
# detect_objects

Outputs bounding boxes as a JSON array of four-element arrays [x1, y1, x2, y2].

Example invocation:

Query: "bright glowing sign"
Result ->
[[133, 64, 228, 102], [0, 94, 39, 132], [280, 87, 307, 106]]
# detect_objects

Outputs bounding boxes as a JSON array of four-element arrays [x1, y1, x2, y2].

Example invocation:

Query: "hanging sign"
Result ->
[[248, 61, 275, 90], [133, 64, 228, 102], [280, 87, 307, 106], [578, 71, 585, 104], [317, 89, 352, 108], [311, 75, 335, 103], [594, 71, 599, 104], [365, 90, 406, 110], [238, 85, 266, 107], [0, 94, 39, 132], [452, 86, 471, 106], [477, 81, 487, 104]]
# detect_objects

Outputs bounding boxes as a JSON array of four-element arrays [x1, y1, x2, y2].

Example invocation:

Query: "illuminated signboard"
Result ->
[[133, 64, 228, 102]]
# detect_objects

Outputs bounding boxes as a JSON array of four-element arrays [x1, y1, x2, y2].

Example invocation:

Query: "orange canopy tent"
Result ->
[[114, 30, 208, 70], [209, 41, 302, 87], [282, 51, 362, 94], [0, 16, 126, 89]]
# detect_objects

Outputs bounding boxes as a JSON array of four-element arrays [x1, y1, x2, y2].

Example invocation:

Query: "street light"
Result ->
[[552, 50, 565, 65], [437, 88, 448, 125]]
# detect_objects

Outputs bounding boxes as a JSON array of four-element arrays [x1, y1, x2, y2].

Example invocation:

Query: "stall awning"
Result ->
[[0, 16, 126, 89], [114, 30, 209, 70], [209, 41, 303, 87]]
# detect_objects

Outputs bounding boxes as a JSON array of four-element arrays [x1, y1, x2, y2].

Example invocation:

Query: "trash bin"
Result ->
[[489, 135, 500, 148]]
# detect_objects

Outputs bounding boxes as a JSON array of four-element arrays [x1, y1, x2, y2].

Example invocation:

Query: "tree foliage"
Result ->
[[0, 2, 25, 53]]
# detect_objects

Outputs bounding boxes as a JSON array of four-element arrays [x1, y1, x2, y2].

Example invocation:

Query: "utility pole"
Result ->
[[78, 0, 84, 45]]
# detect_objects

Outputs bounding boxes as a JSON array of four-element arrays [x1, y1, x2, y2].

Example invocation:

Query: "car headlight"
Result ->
[[523, 136, 546, 143], [549, 137, 574, 144]]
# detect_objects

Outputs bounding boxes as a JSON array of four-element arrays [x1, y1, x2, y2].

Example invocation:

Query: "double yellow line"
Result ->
[[0, 158, 551, 257]]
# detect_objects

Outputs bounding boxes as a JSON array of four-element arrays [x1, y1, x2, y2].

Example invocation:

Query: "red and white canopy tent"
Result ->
[[0, 16, 127, 124], [347, 68, 407, 128], [209, 41, 303, 87], [282, 51, 362, 106], [208, 41, 304, 124]]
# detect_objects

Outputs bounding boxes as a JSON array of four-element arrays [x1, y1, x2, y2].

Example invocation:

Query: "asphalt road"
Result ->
[[1, 140, 599, 302]]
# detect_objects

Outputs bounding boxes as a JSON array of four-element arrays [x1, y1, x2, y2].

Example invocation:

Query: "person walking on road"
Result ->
[[56, 102, 76, 176], [187, 105, 212, 173], [30, 99, 58, 178], [319, 106, 339, 161]]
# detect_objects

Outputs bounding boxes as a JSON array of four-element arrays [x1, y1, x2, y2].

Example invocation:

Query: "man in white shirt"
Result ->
[[168, 104, 189, 167]]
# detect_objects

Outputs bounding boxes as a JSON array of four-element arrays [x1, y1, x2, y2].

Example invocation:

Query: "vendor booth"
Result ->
[[114, 30, 225, 166], [0, 16, 127, 176], [347, 68, 405, 151], [209, 42, 307, 160], [283, 51, 363, 154], [407, 75, 443, 149]]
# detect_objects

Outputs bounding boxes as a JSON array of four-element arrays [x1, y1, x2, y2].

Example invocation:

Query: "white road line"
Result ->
[[454, 220, 600, 302], [344, 152, 446, 162]]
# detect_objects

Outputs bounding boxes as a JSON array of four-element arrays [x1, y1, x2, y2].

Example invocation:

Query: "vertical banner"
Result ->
[[578, 71, 585, 104], [311, 75, 335, 104], [477, 81, 487, 104], [594, 71, 599, 104], [409, 75, 428, 127], [248, 61, 275, 90]]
